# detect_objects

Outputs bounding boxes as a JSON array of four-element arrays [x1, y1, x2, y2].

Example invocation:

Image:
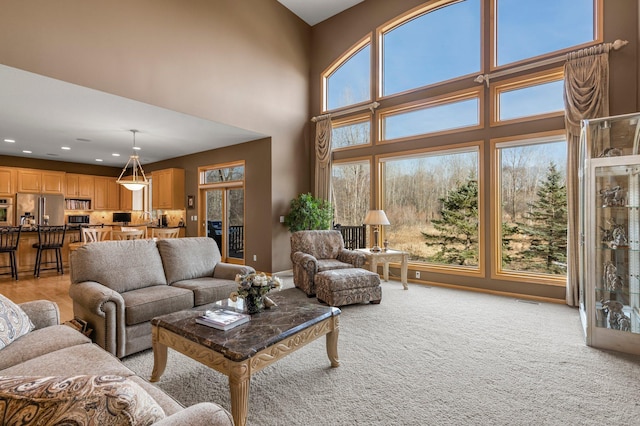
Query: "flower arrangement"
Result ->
[[230, 272, 281, 313]]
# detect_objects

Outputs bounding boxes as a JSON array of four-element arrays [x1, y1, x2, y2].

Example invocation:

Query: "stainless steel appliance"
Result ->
[[16, 193, 65, 226], [0, 197, 14, 226], [67, 215, 90, 225]]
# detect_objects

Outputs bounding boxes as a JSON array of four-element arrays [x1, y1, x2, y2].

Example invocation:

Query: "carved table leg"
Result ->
[[150, 328, 167, 382], [401, 254, 408, 290], [326, 326, 340, 368], [229, 362, 251, 426]]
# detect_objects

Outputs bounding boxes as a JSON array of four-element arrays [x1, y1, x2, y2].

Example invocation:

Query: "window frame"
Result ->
[[377, 88, 483, 144], [377, 141, 485, 278], [377, 0, 484, 101], [331, 114, 373, 152], [330, 156, 373, 227], [490, 68, 565, 126], [489, 0, 603, 72], [322, 35, 372, 113], [490, 130, 567, 286]]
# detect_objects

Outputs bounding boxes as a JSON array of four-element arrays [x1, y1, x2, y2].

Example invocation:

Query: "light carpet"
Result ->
[[123, 279, 640, 425]]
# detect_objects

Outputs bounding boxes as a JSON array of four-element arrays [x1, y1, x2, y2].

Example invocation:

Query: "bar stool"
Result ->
[[0, 226, 22, 280], [33, 225, 66, 278]]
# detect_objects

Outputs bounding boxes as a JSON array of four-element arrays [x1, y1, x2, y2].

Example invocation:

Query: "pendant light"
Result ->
[[117, 129, 149, 191]]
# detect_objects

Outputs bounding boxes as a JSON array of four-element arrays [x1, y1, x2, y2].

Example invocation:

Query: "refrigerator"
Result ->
[[16, 193, 65, 226]]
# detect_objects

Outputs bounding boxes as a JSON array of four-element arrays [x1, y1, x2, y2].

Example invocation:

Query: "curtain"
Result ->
[[564, 45, 610, 307], [314, 115, 332, 201]]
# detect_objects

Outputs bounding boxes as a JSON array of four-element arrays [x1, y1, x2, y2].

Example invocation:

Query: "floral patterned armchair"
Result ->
[[290, 230, 366, 296]]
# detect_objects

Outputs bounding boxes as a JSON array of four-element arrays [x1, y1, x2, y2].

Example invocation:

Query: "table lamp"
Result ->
[[364, 209, 390, 252]]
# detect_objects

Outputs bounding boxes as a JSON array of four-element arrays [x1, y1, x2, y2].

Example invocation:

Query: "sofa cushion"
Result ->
[[0, 375, 165, 425], [172, 277, 238, 306], [0, 325, 91, 371], [70, 239, 167, 293], [317, 259, 354, 272], [157, 238, 221, 284], [0, 294, 34, 350], [122, 286, 194, 326], [0, 343, 135, 378]]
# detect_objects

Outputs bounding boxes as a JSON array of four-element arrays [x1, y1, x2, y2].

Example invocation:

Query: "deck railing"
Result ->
[[333, 224, 366, 250]]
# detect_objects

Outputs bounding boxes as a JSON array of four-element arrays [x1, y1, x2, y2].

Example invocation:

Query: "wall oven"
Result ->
[[0, 197, 14, 226]]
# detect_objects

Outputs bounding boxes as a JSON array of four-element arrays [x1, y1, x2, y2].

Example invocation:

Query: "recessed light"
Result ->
[[4, 139, 15, 143], [95, 159, 103, 162], [76, 138, 91, 142], [112, 153, 120, 157], [22, 150, 32, 154], [133, 146, 141, 151], [61, 146, 71, 150]]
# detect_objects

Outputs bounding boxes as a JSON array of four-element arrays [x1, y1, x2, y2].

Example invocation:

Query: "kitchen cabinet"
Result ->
[[580, 112, 640, 355], [152, 168, 184, 210], [0, 167, 16, 195], [17, 169, 64, 194], [65, 174, 94, 198], [94, 177, 120, 210]]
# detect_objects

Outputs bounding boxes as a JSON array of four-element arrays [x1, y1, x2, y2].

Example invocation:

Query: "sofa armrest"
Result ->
[[337, 249, 366, 268], [19, 300, 60, 329], [292, 251, 318, 274], [68, 281, 127, 357], [153, 403, 234, 426], [213, 263, 255, 281]]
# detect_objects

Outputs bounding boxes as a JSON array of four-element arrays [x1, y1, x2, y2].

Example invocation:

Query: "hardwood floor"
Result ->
[[0, 272, 74, 322]]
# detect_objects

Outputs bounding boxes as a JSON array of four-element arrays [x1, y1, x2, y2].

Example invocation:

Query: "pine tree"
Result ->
[[517, 162, 567, 274], [422, 179, 478, 266]]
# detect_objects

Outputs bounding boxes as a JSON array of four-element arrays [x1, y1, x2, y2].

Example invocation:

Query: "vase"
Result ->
[[244, 294, 264, 314]]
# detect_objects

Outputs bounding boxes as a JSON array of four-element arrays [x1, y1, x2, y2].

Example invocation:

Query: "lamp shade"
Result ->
[[363, 210, 390, 226]]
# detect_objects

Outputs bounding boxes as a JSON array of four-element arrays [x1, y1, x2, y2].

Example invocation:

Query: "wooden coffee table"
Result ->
[[150, 292, 341, 426]]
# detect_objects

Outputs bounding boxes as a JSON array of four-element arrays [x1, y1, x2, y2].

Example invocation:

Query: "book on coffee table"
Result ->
[[195, 309, 250, 331]]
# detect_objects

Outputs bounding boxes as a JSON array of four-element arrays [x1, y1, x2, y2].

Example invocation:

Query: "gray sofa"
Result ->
[[69, 237, 254, 358], [0, 299, 233, 425]]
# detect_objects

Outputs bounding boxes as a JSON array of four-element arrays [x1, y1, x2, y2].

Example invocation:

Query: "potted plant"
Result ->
[[284, 193, 333, 232]]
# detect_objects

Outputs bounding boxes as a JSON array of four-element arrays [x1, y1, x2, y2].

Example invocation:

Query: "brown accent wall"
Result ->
[[310, 0, 639, 301], [0, 156, 120, 176], [0, 0, 312, 273]]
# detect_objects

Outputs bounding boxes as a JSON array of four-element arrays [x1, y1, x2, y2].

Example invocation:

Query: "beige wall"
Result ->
[[0, 0, 312, 272], [310, 0, 639, 301]]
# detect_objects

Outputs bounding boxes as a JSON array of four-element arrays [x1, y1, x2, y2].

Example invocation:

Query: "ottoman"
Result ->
[[315, 268, 382, 307]]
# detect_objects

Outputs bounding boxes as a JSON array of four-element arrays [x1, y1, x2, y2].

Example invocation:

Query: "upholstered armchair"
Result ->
[[290, 230, 366, 296]]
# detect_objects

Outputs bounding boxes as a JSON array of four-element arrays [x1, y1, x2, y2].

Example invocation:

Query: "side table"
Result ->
[[356, 248, 409, 290]]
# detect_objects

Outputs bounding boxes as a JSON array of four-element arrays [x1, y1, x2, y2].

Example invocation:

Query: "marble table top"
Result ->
[[151, 291, 340, 362]]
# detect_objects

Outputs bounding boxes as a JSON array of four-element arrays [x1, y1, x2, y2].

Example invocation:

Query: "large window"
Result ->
[[381, 145, 481, 271], [381, 91, 481, 141], [332, 116, 371, 150], [492, 69, 565, 124], [494, 134, 567, 281], [322, 0, 600, 292], [331, 160, 371, 226], [495, 0, 597, 66], [381, 0, 481, 96], [325, 42, 371, 111]]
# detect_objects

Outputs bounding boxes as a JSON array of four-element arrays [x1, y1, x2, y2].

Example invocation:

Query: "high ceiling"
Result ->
[[0, 1, 360, 168]]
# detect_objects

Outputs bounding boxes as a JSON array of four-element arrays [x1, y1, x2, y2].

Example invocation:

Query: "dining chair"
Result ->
[[82, 226, 112, 242], [151, 228, 180, 239], [112, 229, 145, 240], [121, 226, 148, 238]]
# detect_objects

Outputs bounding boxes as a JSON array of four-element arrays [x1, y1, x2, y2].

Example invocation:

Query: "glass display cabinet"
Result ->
[[580, 112, 640, 355]]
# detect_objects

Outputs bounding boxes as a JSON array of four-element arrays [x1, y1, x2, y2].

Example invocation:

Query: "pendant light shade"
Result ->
[[117, 130, 149, 191]]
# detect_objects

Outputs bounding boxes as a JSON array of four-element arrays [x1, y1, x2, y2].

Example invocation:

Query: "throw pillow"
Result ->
[[0, 294, 34, 350], [0, 375, 165, 426]]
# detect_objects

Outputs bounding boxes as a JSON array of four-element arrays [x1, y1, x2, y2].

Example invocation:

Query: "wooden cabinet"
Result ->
[[65, 174, 94, 199], [94, 177, 120, 210], [120, 188, 133, 211], [0, 168, 16, 195], [152, 168, 185, 210], [17, 169, 64, 194]]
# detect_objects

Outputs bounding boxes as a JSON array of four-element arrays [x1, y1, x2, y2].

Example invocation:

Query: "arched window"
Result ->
[[380, 0, 481, 97], [324, 41, 371, 111]]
